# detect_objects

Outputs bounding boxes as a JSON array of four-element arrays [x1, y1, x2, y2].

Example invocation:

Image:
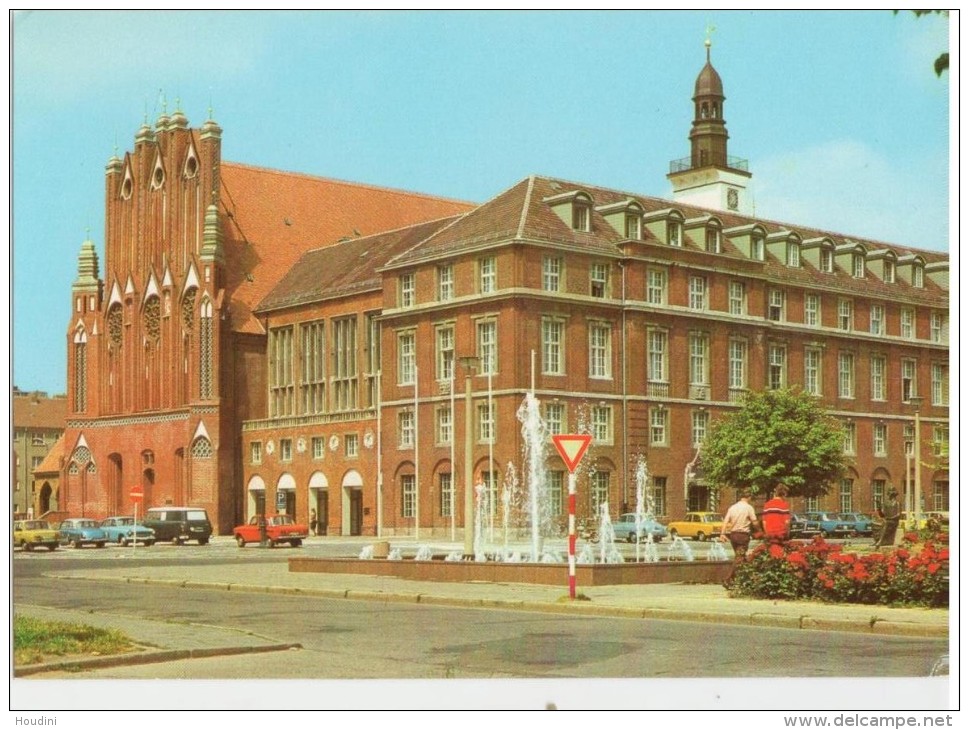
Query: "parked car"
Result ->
[[233, 514, 309, 548], [58, 518, 108, 548], [805, 512, 855, 538], [789, 513, 822, 539], [13, 520, 59, 551], [99, 516, 156, 546], [611, 513, 668, 543], [838, 512, 874, 537], [666, 512, 724, 541], [143, 507, 213, 545]]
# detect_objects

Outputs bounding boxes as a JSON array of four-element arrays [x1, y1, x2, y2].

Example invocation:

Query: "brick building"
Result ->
[[12, 388, 67, 518], [64, 49, 949, 536]]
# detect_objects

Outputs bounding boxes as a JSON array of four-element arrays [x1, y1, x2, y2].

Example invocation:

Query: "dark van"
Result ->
[[143, 507, 213, 545]]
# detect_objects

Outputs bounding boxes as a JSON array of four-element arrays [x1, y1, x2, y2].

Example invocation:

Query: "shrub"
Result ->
[[727, 534, 948, 607]]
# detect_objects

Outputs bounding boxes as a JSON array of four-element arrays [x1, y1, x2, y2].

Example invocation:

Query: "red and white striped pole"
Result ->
[[568, 472, 577, 599]]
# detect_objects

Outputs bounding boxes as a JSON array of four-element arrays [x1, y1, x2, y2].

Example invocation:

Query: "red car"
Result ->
[[233, 515, 308, 548]]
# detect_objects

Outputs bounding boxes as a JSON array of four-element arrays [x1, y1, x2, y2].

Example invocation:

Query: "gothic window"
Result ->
[[191, 437, 213, 459], [107, 305, 123, 348], [199, 299, 213, 399], [182, 288, 197, 331], [86, 461, 97, 474], [73, 328, 87, 412], [144, 296, 161, 343], [68, 462, 80, 475], [71, 446, 91, 464]]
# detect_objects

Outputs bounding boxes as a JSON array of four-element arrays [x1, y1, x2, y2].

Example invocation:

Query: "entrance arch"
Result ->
[[342, 470, 364, 536], [309, 471, 329, 536], [276, 473, 296, 516], [247, 475, 266, 521], [38, 482, 53, 514]]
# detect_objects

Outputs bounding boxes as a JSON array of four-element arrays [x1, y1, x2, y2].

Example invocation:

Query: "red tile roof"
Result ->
[[13, 393, 68, 430], [218, 162, 475, 333], [34, 435, 65, 475]]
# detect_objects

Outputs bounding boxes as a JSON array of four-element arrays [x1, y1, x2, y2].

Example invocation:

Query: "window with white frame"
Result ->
[[787, 241, 800, 267], [884, 259, 895, 283], [479, 256, 496, 294], [439, 473, 453, 518], [804, 347, 822, 396], [930, 312, 947, 343], [838, 299, 853, 331], [820, 248, 834, 273], [768, 289, 785, 322], [691, 410, 709, 448], [839, 479, 853, 513], [345, 433, 358, 457], [873, 423, 887, 456], [399, 273, 416, 308], [646, 328, 668, 383], [401, 474, 416, 518], [312, 436, 325, 460], [901, 358, 917, 402], [904, 424, 915, 456], [668, 220, 682, 246], [843, 421, 856, 455], [477, 320, 497, 376], [853, 253, 866, 279], [728, 281, 746, 315], [750, 234, 765, 261], [589, 321, 612, 379], [548, 471, 564, 516], [650, 408, 668, 446], [300, 320, 326, 415], [872, 479, 886, 512], [900, 307, 915, 339], [688, 276, 708, 310], [397, 331, 416, 385], [542, 256, 563, 292], [477, 401, 495, 444], [591, 405, 612, 443], [932, 481, 948, 512], [728, 339, 747, 390], [545, 402, 565, 435], [838, 352, 855, 398], [625, 214, 641, 240], [869, 304, 885, 336], [913, 264, 924, 288], [436, 406, 452, 446], [650, 477, 668, 517], [542, 317, 565, 375], [870, 355, 887, 401], [250, 441, 262, 464], [705, 227, 721, 253], [268, 326, 295, 418], [572, 201, 591, 232], [280, 438, 293, 462], [438, 265, 454, 302], [933, 425, 949, 458], [646, 268, 667, 305], [331, 317, 358, 412], [931, 362, 948, 406], [590, 471, 610, 515], [688, 332, 709, 386], [590, 263, 609, 298], [436, 325, 454, 382], [398, 410, 415, 449], [804, 293, 820, 327], [768, 344, 787, 390]]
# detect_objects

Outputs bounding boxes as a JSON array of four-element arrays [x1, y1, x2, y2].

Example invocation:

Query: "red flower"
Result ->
[[903, 532, 919, 543], [928, 563, 942, 575], [769, 543, 785, 559], [787, 551, 807, 568]]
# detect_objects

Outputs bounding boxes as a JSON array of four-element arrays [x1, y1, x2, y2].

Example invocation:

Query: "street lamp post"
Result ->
[[459, 355, 480, 558], [910, 396, 923, 531]]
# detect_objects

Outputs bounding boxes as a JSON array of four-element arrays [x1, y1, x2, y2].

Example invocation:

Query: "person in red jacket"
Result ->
[[761, 484, 792, 542]]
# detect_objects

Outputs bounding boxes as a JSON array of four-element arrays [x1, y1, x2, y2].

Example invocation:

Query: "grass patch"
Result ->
[[14, 615, 135, 665]]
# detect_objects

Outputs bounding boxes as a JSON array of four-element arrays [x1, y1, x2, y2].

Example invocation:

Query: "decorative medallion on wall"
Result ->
[[296, 437, 307, 454], [364, 430, 375, 449], [329, 435, 340, 452], [265, 440, 275, 455]]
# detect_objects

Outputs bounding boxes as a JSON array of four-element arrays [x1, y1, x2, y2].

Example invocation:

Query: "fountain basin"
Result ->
[[289, 556, 732, 586]]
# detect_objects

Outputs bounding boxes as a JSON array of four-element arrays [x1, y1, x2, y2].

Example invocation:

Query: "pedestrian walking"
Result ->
[[762, 484, 792, 543], [309, 508, 318, 537], [719, 489, 761, 585], [874, 489, 901, 547]]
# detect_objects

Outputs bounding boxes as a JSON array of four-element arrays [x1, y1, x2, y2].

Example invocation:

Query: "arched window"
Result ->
[[144, 296, 161, 343], [191, 437, 213, 459], [107, 304, 123, 348], [199, 298, 213, 399], [73, 327, 87, 412], [182, 288, 197, 331]]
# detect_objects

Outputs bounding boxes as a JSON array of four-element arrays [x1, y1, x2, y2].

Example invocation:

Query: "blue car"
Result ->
[[58, 518, 107, 548], [805, 512, 855, 539], [789, 513, 822, 539], [838, 513, 874, 537], [611, 513, 668, 543], [99, 516, 156, 546]]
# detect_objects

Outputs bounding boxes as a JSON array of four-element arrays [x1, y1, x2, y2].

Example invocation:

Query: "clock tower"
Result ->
[[668, 39, 753, 215]]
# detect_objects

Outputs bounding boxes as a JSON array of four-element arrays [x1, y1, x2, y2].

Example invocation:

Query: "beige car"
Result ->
[[666, 512, 724, 541], [13, 520, 60, 551]]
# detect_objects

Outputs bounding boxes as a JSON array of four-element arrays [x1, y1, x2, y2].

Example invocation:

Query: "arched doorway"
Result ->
[[38, 482, 53, 514], [276, 473, 296, 516], [142, 467, 155, 508], [342, 470, 363, 536], [309, 471, 329, 536], [247, 475, 266, 521]]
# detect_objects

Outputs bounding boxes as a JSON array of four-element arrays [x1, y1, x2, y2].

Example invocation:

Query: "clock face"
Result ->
[[727, 188, 739, 210]]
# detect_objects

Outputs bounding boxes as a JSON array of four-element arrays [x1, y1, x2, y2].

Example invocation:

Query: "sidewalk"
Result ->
[[16, 552, 948, 676]]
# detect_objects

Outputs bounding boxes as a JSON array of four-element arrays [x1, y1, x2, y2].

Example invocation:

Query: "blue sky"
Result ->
[[11, 10, 952, 394]]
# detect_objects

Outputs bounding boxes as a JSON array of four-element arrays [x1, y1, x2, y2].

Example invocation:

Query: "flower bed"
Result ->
[[727, 532, 948, 607]]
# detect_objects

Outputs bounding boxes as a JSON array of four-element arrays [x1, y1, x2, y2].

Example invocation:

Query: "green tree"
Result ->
[[896, 10, 949, 76], [701, 388, 848, 499]]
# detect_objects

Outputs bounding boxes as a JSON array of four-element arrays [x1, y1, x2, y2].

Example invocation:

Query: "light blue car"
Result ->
[[58, 518, 107, 548], [99, 516, 156, 546], [611, 513, 669, 543]]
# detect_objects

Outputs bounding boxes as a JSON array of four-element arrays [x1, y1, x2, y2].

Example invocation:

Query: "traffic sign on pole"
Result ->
[[130, 485, 144, 504], [551, 434, 592, 474]]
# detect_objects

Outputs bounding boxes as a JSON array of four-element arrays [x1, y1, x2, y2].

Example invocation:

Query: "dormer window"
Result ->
[[852, 254, 865, 279], [820, 248, 833, 273], [705, 228, 721, 254], [668, 220, 683, 247], [750, 234, 764, 261], [884, 259, 896, 283], [787, 242, 801, 268], [625, 214, 641, 240], [572, 201, 591, 232]]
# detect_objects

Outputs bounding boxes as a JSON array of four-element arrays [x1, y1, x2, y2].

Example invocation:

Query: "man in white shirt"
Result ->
[[720, 489, 761, 584]]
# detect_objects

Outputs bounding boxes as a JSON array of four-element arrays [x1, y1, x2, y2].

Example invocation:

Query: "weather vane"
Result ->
[[705, 23, 716, 59]]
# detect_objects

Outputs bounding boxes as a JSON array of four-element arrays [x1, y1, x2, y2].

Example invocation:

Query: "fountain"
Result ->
[[707, 540, 729, 561], [289, 393, 732, 586]]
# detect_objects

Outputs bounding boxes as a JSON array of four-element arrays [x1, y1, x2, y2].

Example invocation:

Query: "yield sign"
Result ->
[[551, 434, 592, 474]]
